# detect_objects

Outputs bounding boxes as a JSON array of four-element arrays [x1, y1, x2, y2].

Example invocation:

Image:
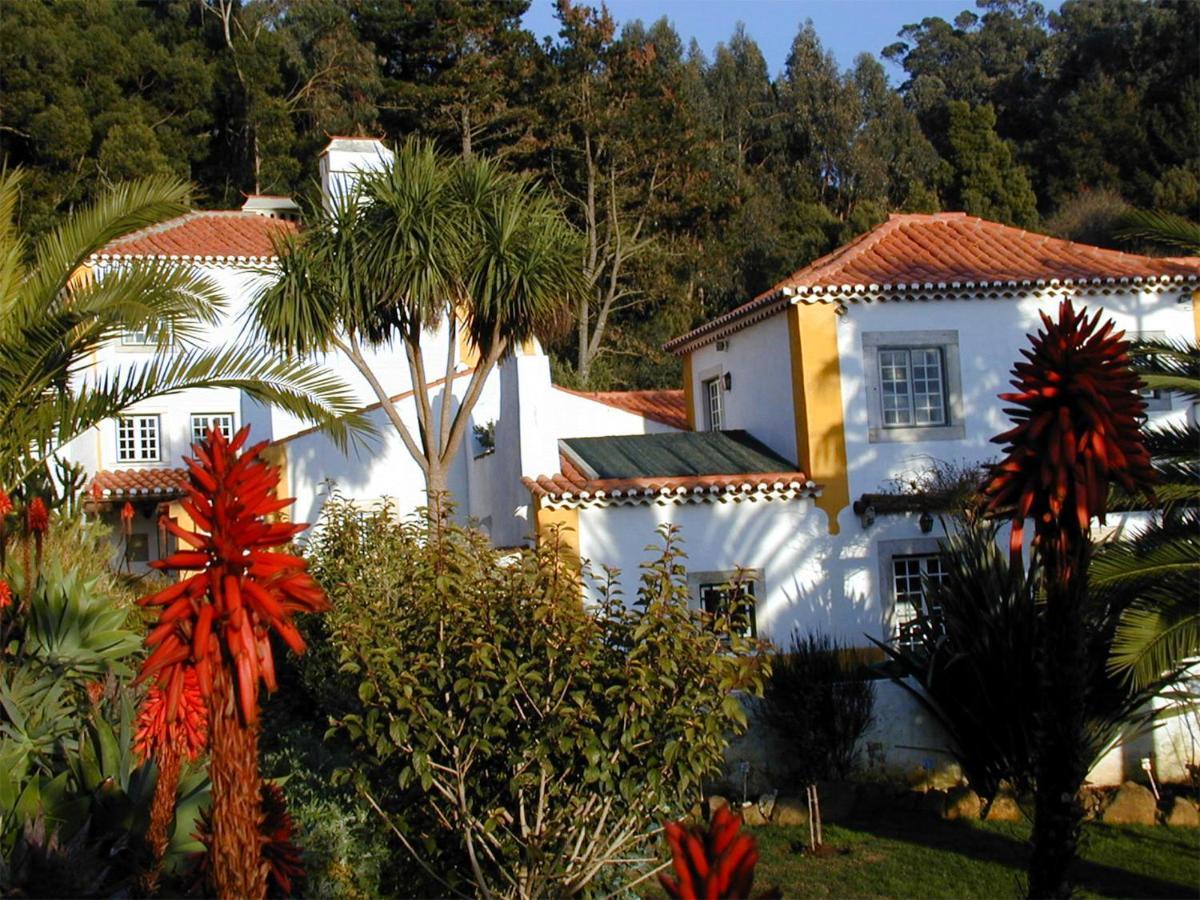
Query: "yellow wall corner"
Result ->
[[681, 351, 696, 430], [533, 501, 581, 571], [787, 302, 851, 534]]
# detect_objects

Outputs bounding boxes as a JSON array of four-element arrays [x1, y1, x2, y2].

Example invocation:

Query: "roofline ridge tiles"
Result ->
[[663, 212, 1200, 354]]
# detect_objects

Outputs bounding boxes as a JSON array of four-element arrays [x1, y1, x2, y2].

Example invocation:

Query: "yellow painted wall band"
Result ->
[[787, 303, 851, 534], [682, 351, 696, 430]]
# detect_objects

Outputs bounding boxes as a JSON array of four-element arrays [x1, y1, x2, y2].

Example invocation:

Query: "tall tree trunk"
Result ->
[[1028, 542, 1090, 899], [208, 664, 267, 900]]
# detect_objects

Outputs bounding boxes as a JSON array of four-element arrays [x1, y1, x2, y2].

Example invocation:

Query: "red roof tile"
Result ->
[[555, 387, 688, 430], [665, 212, 1200, 352], [90, 468, 189, 499], [97, 211, 298, 261], [524, 455, 813, 507]]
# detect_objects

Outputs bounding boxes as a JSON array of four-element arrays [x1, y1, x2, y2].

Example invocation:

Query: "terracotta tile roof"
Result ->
[[665, 212, 1200, 353], [95, 211, 298, 262], [554, 387, 688, 430], [90, 468, 189, 499], [524, 431, 815, 509]]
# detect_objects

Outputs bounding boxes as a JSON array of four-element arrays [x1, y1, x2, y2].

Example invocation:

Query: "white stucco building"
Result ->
[[65, 141, 1200, 784]]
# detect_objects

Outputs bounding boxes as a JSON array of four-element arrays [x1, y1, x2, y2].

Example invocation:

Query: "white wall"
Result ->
[[835, 289, 1197, 515], [688, 316, 797, 462], [575, 496, 895, 645], [550, 389, 680, 438]]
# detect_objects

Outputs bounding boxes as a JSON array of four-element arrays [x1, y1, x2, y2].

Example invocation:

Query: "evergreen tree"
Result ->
[[940, 101, 1038, 226]]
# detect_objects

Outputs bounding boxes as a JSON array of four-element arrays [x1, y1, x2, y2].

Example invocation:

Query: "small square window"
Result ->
[[688, 569, 761, 639], [117, 415, 160, 462], [703, 377, 724, 431], [191, 413, 235, 444]]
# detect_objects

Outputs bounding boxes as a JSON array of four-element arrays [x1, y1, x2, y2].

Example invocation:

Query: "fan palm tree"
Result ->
[[1098, 209, 1200, 690], [0, 170, 369, 494], [255, 139, 582, 508], [1100, 338, 1200, 689]]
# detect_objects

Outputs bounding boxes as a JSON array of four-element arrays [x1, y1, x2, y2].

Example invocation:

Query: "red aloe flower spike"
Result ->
[[983, 300, 1156, 569], [27, 497, 48, 534], [121, 501, 135, 536], [0, 490, 12, 517], [660, 807, 759, 900], [135, 665, 209, 764], [0, 580, 12, 610], [136, 424, 327, 900]]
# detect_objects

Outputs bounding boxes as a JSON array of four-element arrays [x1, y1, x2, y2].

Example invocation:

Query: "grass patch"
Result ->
[[737, 812, 1200, 898]]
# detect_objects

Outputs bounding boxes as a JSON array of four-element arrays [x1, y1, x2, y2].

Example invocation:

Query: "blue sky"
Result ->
[[522, 1, 1049, 80]]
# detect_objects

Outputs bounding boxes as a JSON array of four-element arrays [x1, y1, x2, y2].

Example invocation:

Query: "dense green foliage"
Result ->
[[4, 0, 1195, 389], [301, 497, 767, 897], [0, 517, 208, 895], [1101, 337, 1200, 691], [873, 516, 1194, 801], [759, 631, 876, 785]]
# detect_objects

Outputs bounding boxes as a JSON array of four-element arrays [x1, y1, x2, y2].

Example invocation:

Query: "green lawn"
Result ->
[[643, 816, 1200, 897], [738, 814, 1200, 899]]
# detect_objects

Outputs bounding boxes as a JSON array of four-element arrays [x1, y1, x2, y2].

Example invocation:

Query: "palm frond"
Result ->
[[1116, 209, 1200, 255], [55, 343, 376, 453], [1110, 602, 1200, 690], [19, 176, 194, 322], [1090, 536, 1200, 587]]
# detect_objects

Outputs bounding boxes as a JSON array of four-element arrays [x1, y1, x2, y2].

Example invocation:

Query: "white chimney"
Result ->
[[319, 137, 395, 212]]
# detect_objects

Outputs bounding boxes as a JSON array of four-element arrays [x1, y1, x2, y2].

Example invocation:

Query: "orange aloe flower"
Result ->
[[137, 425, 329, 724]]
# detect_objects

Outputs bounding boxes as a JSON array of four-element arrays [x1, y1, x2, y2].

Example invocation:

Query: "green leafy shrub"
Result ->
[[759, 631, 876, 784], [303, 497, 767, 898]]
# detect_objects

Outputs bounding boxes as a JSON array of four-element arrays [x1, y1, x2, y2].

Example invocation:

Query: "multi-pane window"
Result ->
[[892, 553, 949, 651], [121, 327, 155, 347], [191, 413, 235, 443], [703, 377, 724, 431], [699, 578, 756, 638], [879, 348, 947, 428], [117, 415, 160, 462]]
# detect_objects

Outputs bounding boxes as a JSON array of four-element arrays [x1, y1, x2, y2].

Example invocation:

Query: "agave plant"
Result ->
[[0, 169, 370, 497], [983, 300, 1155, 899], [873, 515, 1191, 803], [138, 426, 328, 899]]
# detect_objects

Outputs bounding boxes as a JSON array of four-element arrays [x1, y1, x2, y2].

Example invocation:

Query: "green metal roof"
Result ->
[[561, 430, 799, 480]]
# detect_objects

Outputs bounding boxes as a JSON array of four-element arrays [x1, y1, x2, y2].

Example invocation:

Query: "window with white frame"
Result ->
[[191, 413, 235, 443], [703, 376, 724, 431], [117, 415, 161, 462], [120, 326, 155, 347], [863, 330, 964, 443], [879, 347, 947, 427], [687, 569, 761, 639], [891, 553, 949, 651]]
